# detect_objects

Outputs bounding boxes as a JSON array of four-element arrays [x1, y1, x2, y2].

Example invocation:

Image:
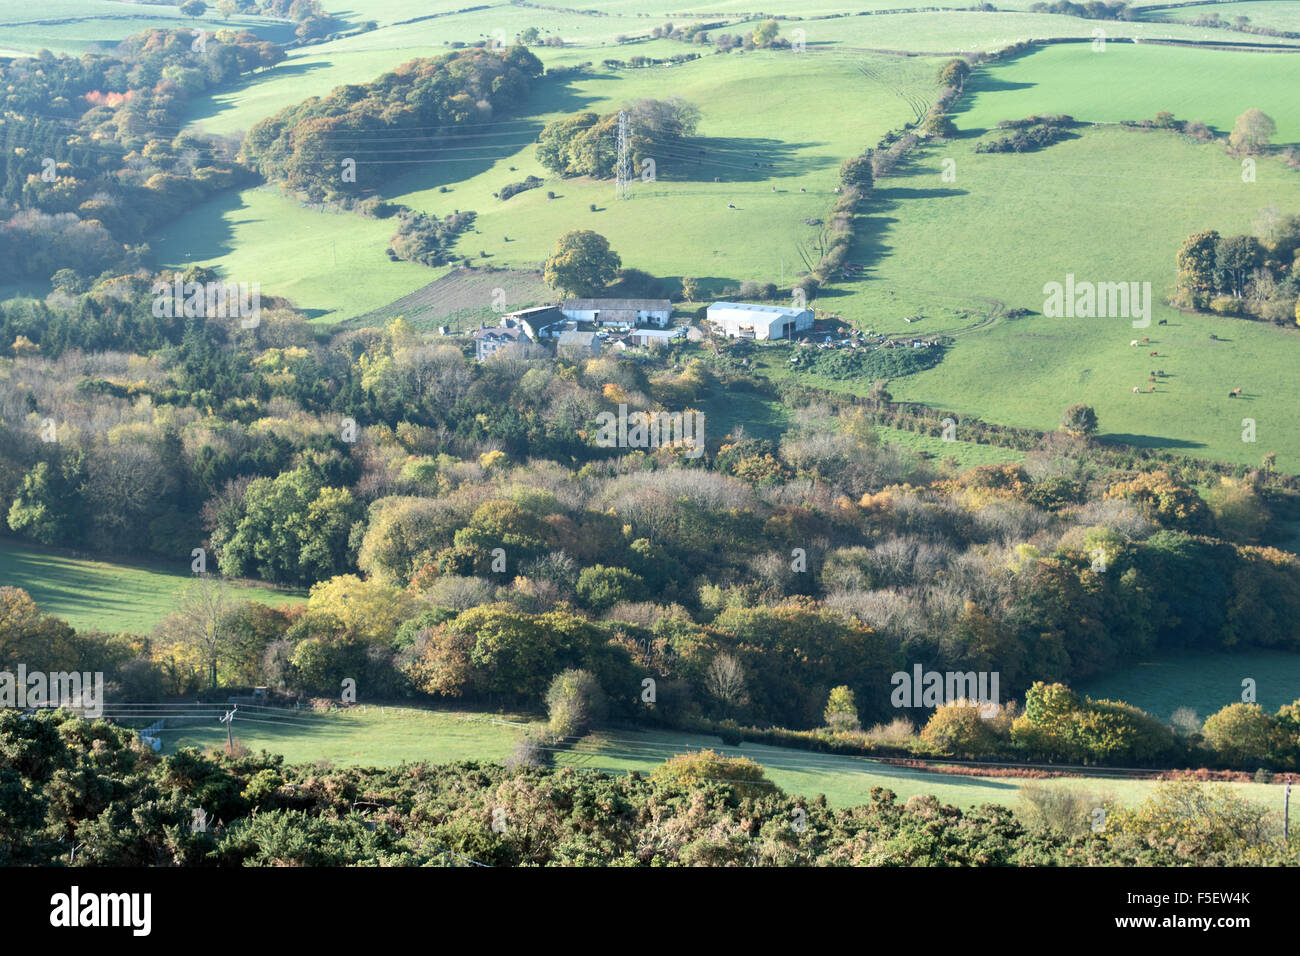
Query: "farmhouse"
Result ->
[[707, 301, 814, 341], [561, 298, 672, 328], [473, 318, 535, 362]]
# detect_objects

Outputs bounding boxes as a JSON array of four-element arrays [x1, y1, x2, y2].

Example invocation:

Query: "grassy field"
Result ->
[[1076, 650, 1300, 722], [0, 0, 295, 54], [959, 43, 1300, 145], [160, 704, 1288, 811], [1148, 1, 1300, 33], [810, 122, 1300, 472], [162, 705, 534, 765], [173, 47, 937, 320], [150, 185, 433, 320], [0, 538, 304, 634]]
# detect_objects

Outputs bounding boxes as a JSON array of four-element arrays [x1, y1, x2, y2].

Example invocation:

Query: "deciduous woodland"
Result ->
[[2, 1, 1300, 869]]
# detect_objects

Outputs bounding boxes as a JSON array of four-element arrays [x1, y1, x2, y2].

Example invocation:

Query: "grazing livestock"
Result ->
[[1231, 388, 1242, 396], [1141, 337, 1149, 343], [728, 203, 736, 209], [1158, 319, 1168, 325], [1148, 385, 1155, 392], [1149, 351, 1158, 356], [1209, 333, 1218, 340], [1132, 386, 1140, 393], [1150, 377, 1156, 382], [1130, 340, 1139, 347], [1228, 391, 1236, 398]]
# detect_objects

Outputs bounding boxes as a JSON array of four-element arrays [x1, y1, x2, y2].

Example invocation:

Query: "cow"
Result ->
[[1158, 369, 1165, 376], [1232, 388, 1243, 396], [1141, 337, 1149, 343], [1228, 391, 1236, 398], [1209, 333, 1218, 340], [1158, 319, 1168, 325], [1149, 351, 1158, 356], [1149, 385, 1155, 392], [1149, 377, 1156, 382], [1130, 340, 1139, 347], [1132, 386, 1140, 393], [728, 203, 736, 209]]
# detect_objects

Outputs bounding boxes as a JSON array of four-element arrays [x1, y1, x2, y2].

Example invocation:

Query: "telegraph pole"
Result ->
[[615, 109, 632, 201], [220, 704, 237, 753]]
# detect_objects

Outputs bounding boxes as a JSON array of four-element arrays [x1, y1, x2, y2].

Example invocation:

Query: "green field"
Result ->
[[960, 43, 1300, 145], [0, 0, 295, 54], [0, 538, 304, 634], [150, 186, 433, 320], [1148, 1, 1300, 33], [172, 47, 937, 320], [817, 122, 1300, 472], [1077, 650, 1300, 722], [163, 705, 535, 765], [162, 704, 1287, 810]]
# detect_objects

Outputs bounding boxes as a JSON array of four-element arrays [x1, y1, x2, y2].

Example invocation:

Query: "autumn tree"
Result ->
[[1228, 108, 1275, 155], [1202, 702, 1273, 767], [1059, 403, 1099, 438], [823, 685, 860, 731], [1174, 229, 1220, 308], [543, 230, 622, 297]]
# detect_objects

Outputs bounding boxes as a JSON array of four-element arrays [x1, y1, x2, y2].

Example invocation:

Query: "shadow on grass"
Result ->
[[1099, 433, 1207, 450]]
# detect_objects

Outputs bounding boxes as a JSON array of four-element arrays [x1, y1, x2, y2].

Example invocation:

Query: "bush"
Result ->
[[576, 565, 647, 613], [921, 700, 1001, 756], [649, 749, 779, 800], [545, 668, 606, 739], [1202, 703, 1273, 767]]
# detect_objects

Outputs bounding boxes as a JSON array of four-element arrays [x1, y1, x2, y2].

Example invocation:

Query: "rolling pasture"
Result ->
[[1146, 1, 1300, 33], [829, 127, 1300, 471], [174, 48, 938, 320], [0, 538, 304, 634], [161, 704, 1288, 811], [0, 0, 296, 54], [959, 42, 1300, 145]]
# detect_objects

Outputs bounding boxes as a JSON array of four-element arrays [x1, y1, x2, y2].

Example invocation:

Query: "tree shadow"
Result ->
[[184, 59, 336, 128], [653, 135, 836, 183], [149, 188, 249, 265], [1098, 434, 1207, 450]]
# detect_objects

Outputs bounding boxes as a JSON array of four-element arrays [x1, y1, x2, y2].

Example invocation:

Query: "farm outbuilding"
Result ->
[[557, 330, 602, 355], [630, 327, 687, 347], [561, 298, 672, 328], [706, 301, 814, 341]]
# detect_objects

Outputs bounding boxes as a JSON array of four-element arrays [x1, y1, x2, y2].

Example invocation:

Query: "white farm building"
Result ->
[[707, 302, 814, 340], [561, 298, 672, 328]]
